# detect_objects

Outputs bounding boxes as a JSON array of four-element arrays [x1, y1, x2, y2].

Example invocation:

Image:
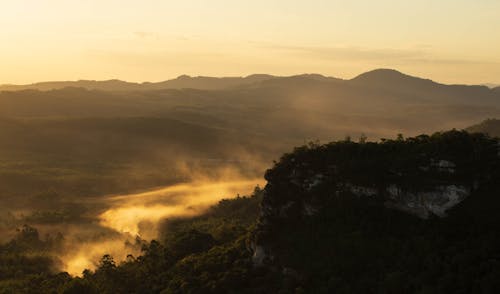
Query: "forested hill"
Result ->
[[2, 130, 500, 293], [468, 119, 500, 137], [253, 130, 500, 293]]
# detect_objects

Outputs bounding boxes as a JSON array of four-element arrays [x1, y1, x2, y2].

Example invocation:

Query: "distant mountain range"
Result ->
[[1, 69, 499, 139], [0, 68, 499, 200], [467, 118, 500, 137], [1, 69, 496, 93], [0, 74, 277, 92]]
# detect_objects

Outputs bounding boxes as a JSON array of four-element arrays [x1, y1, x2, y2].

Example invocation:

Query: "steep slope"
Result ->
[[252, 130, 500, 292], [468, 119, 500, 137]]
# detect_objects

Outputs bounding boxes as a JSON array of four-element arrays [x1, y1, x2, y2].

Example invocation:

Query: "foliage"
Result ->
[[0, 131, 499, 293]]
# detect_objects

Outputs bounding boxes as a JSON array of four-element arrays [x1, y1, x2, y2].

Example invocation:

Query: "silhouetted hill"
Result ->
[[0, 74, 276, 92], [467, 119, 500, 137], [1, 70, 500, 139], [2, 70, 498, 111], [153, 74, 276, 90], [494, 86, 500, 93], [0, 79, 143, 92], [350, 68, 437, 89], [349, 69, 496, 106]]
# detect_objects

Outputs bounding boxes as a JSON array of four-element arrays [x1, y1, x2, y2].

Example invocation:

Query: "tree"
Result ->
[[359, 133, 367, 144]]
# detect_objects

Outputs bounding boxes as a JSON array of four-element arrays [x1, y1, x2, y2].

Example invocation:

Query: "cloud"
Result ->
[[133, 31, 156, 39], [256, 42, 500, 66], [257, 43, 427, 61]]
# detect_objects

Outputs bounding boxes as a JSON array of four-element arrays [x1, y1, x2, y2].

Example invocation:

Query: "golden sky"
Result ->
[[1, 0, 499, 85]]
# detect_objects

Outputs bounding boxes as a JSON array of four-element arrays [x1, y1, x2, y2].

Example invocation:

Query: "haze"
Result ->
[[1, 1, 500, 292], [1, 0, 500, 85]]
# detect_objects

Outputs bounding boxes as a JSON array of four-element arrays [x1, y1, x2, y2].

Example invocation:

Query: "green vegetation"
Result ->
[[0, 71, 499, 293], [1, 131, 499, 293], [0, 189, 277, 294], [257, 130, 500, 293]]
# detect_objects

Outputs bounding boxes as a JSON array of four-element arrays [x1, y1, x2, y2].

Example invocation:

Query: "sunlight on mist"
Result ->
[[61, 238, 142, 276], [100, 205, 191, 237], [99, 179, 263, 238], [63, 178, 264, 276]]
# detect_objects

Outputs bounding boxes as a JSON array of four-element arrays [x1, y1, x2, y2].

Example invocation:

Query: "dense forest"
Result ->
[[1, 71, 499, 293], [1, 0, 499, 291], [1, 130, 499, 293], [0, 188, 266, 293]]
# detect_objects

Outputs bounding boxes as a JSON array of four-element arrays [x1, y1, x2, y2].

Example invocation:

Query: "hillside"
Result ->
[[251, 130, 500, 293], [1, 71, 499, 138], [467, 119, 500, 137], [0, 116, 272, 199], [351, 69, 437, 90], [0, 69, 499, 207], [2, 131, 499, 293]]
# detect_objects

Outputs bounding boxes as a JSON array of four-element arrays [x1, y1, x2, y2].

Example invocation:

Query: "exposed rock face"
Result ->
[[258, 155, 473, 224], [431, 159, 456, 173], [384, 184, 469, 218], [252, 245, 268, 266], [252, 131, 500, 266]]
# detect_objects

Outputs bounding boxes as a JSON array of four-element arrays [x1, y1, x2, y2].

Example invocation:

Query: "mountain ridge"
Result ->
[[1, 69, 497, 93], [467, 118, 500, 137], [0, 74, 276, 92]]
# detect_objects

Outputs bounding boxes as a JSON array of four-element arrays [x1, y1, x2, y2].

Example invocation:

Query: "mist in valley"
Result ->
[[0, 69, 499, 287]]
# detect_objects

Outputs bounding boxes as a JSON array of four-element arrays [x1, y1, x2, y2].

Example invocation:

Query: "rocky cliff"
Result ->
[[252, 130, 500, 267]]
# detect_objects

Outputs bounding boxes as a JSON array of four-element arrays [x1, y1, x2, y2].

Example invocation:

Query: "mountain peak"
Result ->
[[350, 68, 437, 90], [352, 68, 420, 82], [176, 74, 192, 80]]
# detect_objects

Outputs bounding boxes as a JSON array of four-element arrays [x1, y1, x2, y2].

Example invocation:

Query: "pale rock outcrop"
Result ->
[[385, 184, 469, 218]]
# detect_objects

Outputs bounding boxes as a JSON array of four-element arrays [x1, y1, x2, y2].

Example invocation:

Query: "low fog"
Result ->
[[1, 175, 263, 276]]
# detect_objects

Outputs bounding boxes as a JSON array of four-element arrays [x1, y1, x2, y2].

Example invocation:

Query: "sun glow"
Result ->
[[61, 178, 264, 276], [99, 179, 263, 238], [1, 1, 499, 85]]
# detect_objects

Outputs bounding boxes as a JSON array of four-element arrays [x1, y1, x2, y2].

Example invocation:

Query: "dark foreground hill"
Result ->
[[2, 130, 499, 293]]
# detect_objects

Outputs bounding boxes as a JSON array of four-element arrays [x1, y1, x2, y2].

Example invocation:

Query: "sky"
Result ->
[[0, 0, 499, 85]]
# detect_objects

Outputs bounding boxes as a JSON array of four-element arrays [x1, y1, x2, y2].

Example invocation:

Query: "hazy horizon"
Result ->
[[1, 1, 500, 292], [0, 68, 498, 87], [1, 1, 499, 85]]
